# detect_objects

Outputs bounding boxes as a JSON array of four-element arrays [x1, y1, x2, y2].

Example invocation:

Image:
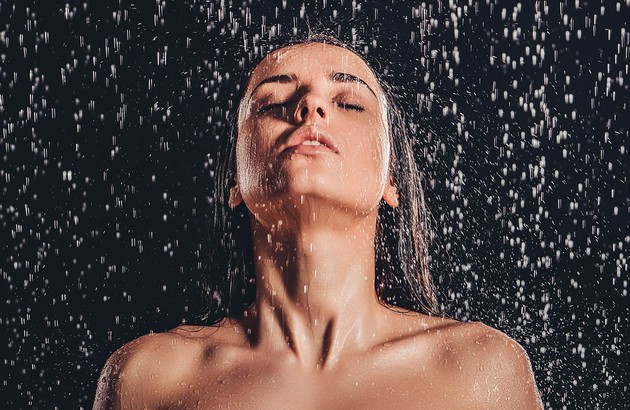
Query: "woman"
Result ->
[[94, 35, 543, 409]]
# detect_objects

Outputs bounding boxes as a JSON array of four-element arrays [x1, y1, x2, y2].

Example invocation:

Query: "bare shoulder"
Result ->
[[434, 320, 543, 409], [93, 324, 226, 409]]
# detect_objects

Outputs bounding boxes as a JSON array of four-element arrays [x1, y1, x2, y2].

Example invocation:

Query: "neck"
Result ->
[[241, 208, 389, 369]]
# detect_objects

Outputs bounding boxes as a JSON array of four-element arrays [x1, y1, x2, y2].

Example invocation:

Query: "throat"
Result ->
[[244, 212, 385, 369], [247, 302, 373, 370]]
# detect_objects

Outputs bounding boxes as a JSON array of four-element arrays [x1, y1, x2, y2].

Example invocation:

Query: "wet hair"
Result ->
[[200, 33, 438, 325]]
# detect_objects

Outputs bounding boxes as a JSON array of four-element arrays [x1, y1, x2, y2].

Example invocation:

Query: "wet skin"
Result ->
[[95, 317, 541, 409], [94, 43, 543, 409]]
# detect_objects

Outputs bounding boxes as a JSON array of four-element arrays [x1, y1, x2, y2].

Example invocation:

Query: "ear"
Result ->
[[228, 185, 243, 208], [382, 178, 399, 208]]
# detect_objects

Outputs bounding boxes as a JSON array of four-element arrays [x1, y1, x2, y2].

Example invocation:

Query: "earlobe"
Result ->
[[383, 183, 399, 208], [228, 185, 243, 208]]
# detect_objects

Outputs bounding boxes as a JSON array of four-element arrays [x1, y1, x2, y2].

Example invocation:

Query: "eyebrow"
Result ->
[[250, 72, 378, 99]]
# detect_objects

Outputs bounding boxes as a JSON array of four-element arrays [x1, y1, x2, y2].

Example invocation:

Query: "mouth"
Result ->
[[280, 127, 339, 155]]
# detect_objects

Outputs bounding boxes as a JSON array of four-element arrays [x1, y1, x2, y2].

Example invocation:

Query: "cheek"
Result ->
[[356, 126, 389, 175], [342, 128, 390, 193], [235, 122, 277, 198], [235, 129, 258, 190], [372, 117, 391, 181]]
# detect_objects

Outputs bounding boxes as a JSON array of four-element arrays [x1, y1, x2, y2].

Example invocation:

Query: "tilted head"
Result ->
[[204, 34, 438, 324], [230, 41, 399, 222]]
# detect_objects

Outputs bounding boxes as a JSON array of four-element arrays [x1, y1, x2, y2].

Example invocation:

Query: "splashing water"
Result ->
[[0, 0, 627, 407]]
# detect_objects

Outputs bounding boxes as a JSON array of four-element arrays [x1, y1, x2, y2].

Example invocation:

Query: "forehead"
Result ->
[[245, 43, 382, 95]]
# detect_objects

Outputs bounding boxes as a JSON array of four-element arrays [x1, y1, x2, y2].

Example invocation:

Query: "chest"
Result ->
[[161, 361, 466, 410]]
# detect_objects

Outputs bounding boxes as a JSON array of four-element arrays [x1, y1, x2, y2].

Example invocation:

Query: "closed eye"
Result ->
[[258, 100, 295, 113], [258, 100, 364, 113], [259, 102, 285, 113], [335, 102, 365, 111]]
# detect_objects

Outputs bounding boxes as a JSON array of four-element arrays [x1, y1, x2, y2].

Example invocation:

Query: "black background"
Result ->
[[1, 0, 628, 408]]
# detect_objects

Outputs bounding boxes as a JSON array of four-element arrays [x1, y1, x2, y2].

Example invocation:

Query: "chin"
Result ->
[[268, 186, 381, 217], [249, 166, 384, 215]]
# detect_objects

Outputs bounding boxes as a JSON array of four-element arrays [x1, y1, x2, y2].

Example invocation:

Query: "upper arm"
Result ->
[[93, 346, 129, 410], [93, 331, 203, 410], [469, 324, 543, 409], [92, 336, 155, 410]]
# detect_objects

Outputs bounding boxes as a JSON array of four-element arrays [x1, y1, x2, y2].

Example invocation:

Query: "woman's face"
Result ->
[[233, 43, 397, 220]]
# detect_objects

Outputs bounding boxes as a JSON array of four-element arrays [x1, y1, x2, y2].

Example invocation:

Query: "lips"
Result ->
[[279, 127, 339, 155]]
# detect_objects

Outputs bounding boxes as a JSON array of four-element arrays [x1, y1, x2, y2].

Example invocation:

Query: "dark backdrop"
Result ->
[[1, 0, 627, 408]]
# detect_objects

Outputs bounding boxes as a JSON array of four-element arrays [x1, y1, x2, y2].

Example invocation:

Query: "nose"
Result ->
[[293, 93, 328, 123]]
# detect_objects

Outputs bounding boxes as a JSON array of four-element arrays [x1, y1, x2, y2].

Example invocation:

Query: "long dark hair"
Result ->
[[200, 33, 438, 325]]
